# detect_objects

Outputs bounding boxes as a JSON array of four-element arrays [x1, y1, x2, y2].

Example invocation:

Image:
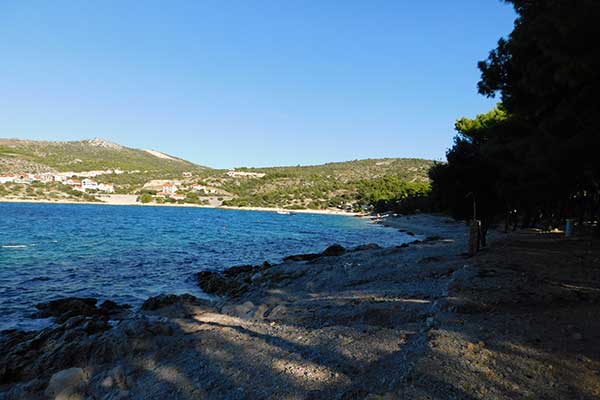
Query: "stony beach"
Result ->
[[1, 214, 599, 399]]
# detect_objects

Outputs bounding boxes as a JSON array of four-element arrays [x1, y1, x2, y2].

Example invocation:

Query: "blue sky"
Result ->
[[0, 1, 515, 168]]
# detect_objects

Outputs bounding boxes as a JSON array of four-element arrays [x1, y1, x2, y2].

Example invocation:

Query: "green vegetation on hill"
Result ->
[[0, 138, 207, 174], [0, 138, 435, 211], [216, 158, 434, 211]]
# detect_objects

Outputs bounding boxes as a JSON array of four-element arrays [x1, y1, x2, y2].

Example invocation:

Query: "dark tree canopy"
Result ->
[[478, 0, 600, 197], [431, 0, 600, 235]]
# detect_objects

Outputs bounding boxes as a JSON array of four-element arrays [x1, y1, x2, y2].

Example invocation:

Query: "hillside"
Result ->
[[202, 158, 435, 211], [0, 138, 207, 174], [0, 138, 435, 211]]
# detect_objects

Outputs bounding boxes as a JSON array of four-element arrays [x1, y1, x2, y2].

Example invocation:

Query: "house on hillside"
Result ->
[[82, 179, 99, 191], [14, 174, 33, 184], [226, 169, 266, 178], [38, 173, 54, 183], [98, 183, 115, 193], [66, 179, 81, 186], [182, 172, 192, 178], [0, 174, 16, 184], [171, 193, 186, 201], [161, 182, 177, 195]]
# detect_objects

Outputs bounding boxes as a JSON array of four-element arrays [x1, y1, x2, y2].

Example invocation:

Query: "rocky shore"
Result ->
[[2, 214, 599, 399]]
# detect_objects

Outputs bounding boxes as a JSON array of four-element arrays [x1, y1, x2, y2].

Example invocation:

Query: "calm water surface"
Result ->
[[0, 203, 411, 330]]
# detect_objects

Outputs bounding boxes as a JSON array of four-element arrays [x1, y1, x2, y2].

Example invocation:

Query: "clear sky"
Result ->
[[1, 1, 515, 168]]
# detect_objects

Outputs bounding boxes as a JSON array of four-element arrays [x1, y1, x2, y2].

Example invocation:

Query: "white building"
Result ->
[[0, 174, 16, 184], [82, 179, 99, 191], [226, 169, 266, 178], [161, 182, 178, 194], [66, 179, 81, 186], [98, 183, 115, 193]]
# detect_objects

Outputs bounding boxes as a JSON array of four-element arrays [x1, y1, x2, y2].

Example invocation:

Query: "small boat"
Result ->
[[277, 210, 291, 215]]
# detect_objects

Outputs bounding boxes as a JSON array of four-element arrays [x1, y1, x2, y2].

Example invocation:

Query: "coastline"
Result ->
[[0, 196, 363, 217], [3, 214, 598, 399]]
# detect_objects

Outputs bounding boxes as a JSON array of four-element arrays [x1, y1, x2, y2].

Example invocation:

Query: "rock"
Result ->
[[117, 316, 174, 337], [105, 365, 129, 390], [223, 264, 258, 278], [99, 300, 131, 315], [141, 294, 199, 311], [221, 301, 256, 319], [254, 304, 269, 319], [35, 297, 98, 323], [105, 389, 130, 400], [283, 253, 321, 262], [33, 298, 131, 325], [44, 367, 89, 399], [196, 271, 246, 296], [283, 244, 346, 262], [425, 235, 443, 242], [251, 272, 263, 283], [261, 261, 272, 270], [269, 304, 288, 319], [79, 318, 111, 335], [322, 244, 346, 256], [352, 243, 382, 252]]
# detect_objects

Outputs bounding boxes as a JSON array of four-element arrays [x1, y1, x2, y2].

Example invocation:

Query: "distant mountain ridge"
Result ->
[[0, 137, 435, 211], [0, 138, 208, 174]]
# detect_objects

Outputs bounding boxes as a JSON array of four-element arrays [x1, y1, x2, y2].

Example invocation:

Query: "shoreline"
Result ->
[[0, 197, 363, 217], [1, 214, 599, 399]]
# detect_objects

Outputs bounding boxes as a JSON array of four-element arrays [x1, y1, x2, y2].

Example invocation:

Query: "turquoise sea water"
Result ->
[[0, 203, 411, 331]]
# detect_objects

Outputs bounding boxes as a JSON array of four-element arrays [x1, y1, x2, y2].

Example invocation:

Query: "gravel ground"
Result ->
[[2, 214, 599, 399]]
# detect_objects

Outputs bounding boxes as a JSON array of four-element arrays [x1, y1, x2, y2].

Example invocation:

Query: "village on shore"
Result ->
[[0, 168, 265, 204]]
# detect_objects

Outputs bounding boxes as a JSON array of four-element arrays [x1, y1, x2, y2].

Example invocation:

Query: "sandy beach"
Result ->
[[1, 214, 599, 399], [0, 196, 362, 217]]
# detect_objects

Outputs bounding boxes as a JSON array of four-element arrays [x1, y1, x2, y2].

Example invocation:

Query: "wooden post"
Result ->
[[469, 219, 481, 256]]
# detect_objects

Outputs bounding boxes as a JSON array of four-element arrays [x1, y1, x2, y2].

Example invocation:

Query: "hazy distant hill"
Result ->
[[0, 137, 434, 211], [0, 138, 208, 174], [202, 158, 435, 210]]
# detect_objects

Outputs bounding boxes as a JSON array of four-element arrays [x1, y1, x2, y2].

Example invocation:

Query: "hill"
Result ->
[[0, 138, 207, 174], [0, 138, 435, 211], [201, 158, 435, 211]]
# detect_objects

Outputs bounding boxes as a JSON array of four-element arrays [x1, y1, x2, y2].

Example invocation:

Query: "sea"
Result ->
[[0, 202, 412, 331]]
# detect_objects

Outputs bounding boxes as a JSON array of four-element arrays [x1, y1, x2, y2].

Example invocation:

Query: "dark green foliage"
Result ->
[[184, 191, 202, 204], [219, 159, 433, 211], [432, 0, 600, 235], [139, 193, 153, 204]]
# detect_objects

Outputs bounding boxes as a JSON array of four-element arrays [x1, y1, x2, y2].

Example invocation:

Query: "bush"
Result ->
[[139, 193, 153, 203]]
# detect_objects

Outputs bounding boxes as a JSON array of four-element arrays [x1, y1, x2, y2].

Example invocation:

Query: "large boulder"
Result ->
[[197, 271, 246, 297], [140, 294, 199, 311], [283, 244, 347, 262], [44, 367, 89, 399], [35, 298, 98, 323], [283, 253, 321, 262], [34, 298, 131, 324], [322, 244, 346, 256]]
